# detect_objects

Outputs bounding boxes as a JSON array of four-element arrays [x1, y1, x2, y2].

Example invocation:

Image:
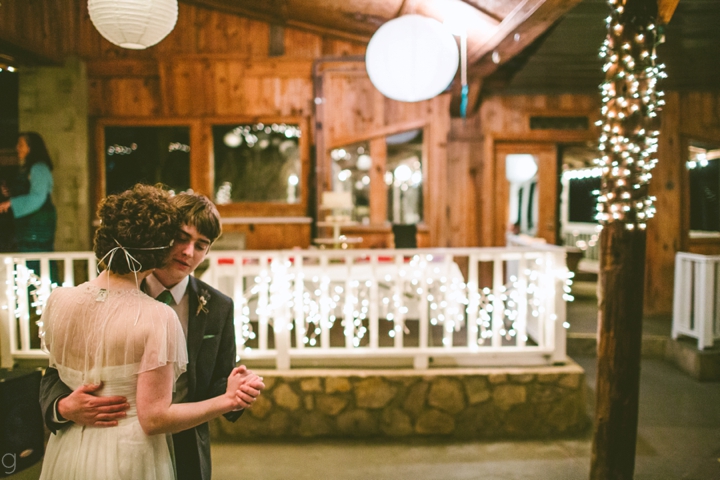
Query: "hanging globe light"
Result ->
[[88, 0, 178, 50], [365, 14, 459, 102], [506, 154, 538, 184]]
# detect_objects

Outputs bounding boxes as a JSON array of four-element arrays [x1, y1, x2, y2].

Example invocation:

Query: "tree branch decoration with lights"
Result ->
[[596, 0, 666, 230]]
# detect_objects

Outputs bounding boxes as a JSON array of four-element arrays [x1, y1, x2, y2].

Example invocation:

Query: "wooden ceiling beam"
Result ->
[[0, 38, 60, 67], [657, 0, 680, 25], [468, 0, 584, 78], [180, 0, 374, 43]]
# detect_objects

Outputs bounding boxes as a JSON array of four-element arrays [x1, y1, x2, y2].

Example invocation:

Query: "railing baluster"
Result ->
[[320, 255, 330, 350], [294, 255, 305, 350], [88, 256, 97, 281], [17, 259, 31, 353], [466, 254, 479, 349], [442, 254, 453, 349], [2, 257, 17, 368], [369, 254, 379, 350], [393, 253, 404, 349], [516, 255, 528, 348], [550, 251, 567, 363], [492, 258, 503, 348], [415, 254, 430, 369], [257, 256, 269, 352], [344, 255, 354, 349], [63, 258, 74, 287], [695, 258, 714, 350], [233, 253, 245, 358]]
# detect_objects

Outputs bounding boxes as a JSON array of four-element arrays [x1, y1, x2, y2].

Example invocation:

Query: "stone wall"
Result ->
[[19, 57, 90, 251], [211, 363, 588, 440]]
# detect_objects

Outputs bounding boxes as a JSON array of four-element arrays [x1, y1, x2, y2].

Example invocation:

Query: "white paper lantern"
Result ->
[[88, 0, 178, 50], [506, 154, 538, 184], [366, 15, 459, 102]]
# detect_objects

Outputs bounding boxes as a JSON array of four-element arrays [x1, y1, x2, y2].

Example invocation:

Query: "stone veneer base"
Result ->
[[210, 361, 589, 440]]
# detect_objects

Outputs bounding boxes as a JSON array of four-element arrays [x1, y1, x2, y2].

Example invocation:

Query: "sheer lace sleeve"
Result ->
[[38, 284, 187, 385], [137, 303, 188, 380]]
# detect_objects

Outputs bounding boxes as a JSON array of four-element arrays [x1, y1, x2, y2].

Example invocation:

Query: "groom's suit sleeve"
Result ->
[[39, 366, 73, 433], [210, 296, 243, 422]]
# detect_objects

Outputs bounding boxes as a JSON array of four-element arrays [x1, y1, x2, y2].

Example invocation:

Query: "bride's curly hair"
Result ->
[[94, 184, 180, 275]]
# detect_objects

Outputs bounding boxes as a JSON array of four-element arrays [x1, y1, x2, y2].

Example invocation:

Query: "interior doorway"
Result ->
[[494, 142, 558, 246]]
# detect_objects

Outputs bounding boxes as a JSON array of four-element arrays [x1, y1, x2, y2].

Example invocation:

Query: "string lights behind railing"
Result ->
[[596, 0, 666, 230]]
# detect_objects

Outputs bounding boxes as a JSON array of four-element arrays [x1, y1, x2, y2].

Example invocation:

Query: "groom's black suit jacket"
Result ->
[[39, 275, 242, 480]]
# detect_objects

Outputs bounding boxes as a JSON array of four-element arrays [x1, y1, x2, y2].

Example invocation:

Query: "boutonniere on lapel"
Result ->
[[196, 289, 210, 316]]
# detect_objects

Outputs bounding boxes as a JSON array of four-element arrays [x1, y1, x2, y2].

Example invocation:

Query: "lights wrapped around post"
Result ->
[[596, 0, 666, 230]]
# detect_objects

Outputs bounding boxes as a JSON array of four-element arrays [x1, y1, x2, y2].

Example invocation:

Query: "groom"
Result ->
[[39, 192, 263, 480]]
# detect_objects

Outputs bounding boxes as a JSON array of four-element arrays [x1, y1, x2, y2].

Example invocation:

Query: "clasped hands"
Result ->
[[225, 365, 265, 411]]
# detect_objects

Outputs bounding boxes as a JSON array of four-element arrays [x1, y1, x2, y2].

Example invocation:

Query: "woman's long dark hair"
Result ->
[[20, 132, 53, 171]]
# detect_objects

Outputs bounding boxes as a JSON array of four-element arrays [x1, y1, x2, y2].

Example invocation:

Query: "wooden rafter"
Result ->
[[468, 0, 584, 78], [657, 0, 680, 24]]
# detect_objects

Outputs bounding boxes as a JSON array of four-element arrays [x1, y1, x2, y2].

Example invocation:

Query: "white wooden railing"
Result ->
[[1, 246, 571, 370], [673, 252, 720, 350], [562, 223, 601, 263], [0, 252, 98, 368]]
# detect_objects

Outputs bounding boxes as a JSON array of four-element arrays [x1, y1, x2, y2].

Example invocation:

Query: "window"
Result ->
[[104, 126, 190, 195], [329, 141, 371, 223], [213, 123, 301, 204], [688, 141, 720, 234], [386, 129, 423, 224]]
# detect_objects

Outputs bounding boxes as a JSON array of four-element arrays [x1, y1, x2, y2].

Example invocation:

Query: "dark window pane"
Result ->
[[213, 123, 301, 204], [0, 70, 19, 149], [104, 126, 190, 195], [689, 161, 720, 232], [568, 177, 601, 223]]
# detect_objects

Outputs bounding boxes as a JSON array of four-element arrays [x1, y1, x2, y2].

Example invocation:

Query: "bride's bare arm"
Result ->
[[136, 365, 264, 436]]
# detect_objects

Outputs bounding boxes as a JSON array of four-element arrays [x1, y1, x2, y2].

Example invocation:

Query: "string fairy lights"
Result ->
[[595, 0, 666, 230], [227, 252, 573, 353]]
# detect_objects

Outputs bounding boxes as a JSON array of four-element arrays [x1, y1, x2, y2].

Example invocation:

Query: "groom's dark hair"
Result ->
[[172, 192, 222, 243]]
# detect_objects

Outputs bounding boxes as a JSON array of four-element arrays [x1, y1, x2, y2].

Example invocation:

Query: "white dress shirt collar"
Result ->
[[145, 273, 190, 305]]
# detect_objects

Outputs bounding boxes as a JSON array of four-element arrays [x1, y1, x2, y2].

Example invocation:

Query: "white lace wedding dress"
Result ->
[[39, 283, 188, 480]]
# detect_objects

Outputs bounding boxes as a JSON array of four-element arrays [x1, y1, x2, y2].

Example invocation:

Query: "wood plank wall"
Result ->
[[646, 91, 720, 316]]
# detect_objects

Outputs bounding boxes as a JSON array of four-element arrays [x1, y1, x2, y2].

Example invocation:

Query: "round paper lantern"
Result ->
[[506, 154, 538, 184], [366, 15, 459, 102], [88, 0, 178, 50]]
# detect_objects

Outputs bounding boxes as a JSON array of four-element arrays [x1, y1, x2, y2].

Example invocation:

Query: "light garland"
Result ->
[[229, 254, 572, 352], [3, 260, 57, 329], [596, 0, 666, 230]]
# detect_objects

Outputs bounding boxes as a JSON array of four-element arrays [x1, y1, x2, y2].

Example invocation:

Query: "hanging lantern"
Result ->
[[365, 15, 459, 103], [88, 0, 178, 50], [505, 154, 538, 184]]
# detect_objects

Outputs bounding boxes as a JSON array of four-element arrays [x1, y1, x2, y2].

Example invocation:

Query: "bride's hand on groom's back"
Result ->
[[226, 365, 265, 411]]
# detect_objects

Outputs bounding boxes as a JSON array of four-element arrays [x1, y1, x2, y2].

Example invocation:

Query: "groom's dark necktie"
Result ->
[[156, 290, 174, 305]]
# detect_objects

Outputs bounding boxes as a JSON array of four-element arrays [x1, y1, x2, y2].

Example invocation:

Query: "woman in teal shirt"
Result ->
[[0, 132, 57, 252]]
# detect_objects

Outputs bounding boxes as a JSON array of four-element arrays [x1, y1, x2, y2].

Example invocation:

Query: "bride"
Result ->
[[38, 184, 262, 480]]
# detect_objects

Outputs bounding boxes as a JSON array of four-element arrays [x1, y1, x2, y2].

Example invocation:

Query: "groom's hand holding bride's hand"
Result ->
[[57, 383, 130, 427], [225, 365, 265, 411]]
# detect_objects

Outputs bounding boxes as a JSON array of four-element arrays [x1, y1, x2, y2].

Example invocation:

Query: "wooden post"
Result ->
[[590, 0, 664, 478], [591, 222, 646, 479]]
